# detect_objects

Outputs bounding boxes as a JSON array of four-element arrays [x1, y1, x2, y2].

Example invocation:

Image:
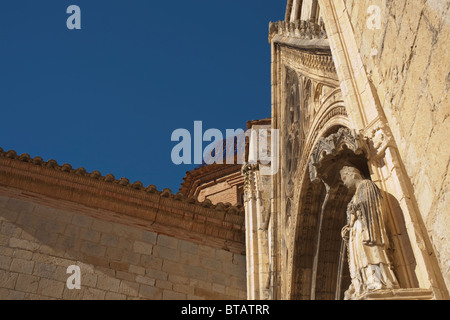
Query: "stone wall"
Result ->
[[0, 187, 247, 300], [0, 150, 247, 300], [342, 0, 450, 290]]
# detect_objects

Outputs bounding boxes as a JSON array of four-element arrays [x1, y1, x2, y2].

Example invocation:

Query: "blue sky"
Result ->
[[0, 0, 285, 193]]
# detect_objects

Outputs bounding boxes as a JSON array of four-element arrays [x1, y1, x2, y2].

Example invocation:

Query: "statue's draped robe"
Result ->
[[346, 180, 399, 297]]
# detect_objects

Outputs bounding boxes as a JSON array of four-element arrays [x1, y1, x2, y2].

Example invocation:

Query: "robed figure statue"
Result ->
[[340, 165, 399, 299]]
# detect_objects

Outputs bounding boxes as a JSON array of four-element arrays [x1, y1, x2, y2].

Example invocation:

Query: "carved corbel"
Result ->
[[361, 119, 394, 160]]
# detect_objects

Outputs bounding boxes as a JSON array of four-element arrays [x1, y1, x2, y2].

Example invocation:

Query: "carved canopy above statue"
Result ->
[[309, 127, 366, 187]]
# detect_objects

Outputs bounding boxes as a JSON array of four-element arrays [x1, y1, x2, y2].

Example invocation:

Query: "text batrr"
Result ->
[[225, 304, 269, 315]]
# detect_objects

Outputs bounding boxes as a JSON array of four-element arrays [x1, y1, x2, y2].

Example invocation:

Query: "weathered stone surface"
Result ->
[[0, 187, 246, 300], [2, 0, 446, 302], [339, 0, 450, 296], [133, 241, 153, 255], [256, 0, 449, 301]]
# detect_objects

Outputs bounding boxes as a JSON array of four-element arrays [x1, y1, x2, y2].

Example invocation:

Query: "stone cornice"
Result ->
[[281, 46, 336, 78], [269, 19, 329, 48], [0, 147, 245, 254], [179, 163, 243, 199]]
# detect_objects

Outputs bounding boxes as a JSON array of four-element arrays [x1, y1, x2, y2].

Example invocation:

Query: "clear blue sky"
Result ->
[[0, 0, 285, 193]]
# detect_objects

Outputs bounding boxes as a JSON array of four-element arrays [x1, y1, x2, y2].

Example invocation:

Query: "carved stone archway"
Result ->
[[291, 127, 371, 300], [244, 0, 448, 301]]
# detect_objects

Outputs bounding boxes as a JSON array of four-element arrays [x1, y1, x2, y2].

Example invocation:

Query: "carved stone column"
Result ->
[[242, 162, 273, 300], [242, 163, 260, 300]]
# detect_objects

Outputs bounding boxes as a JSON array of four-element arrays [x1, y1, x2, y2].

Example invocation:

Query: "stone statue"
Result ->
[[340, 165, 399, 299]]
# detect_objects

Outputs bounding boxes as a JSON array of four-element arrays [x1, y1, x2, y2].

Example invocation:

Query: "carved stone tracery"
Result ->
[[283, 67, 302, 222], [281, 47, 336, 75], [309, 127, 365, 186]]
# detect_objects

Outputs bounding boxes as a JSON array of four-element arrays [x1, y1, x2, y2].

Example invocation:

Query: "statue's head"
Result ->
[[339, 165, 363, 190]]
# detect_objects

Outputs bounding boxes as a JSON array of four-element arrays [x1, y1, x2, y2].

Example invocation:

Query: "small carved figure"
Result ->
[[299, 20, 307, 38], [269, 21, 279, 37], [319, 17, 327, 39], [340, 165, 399, 299]]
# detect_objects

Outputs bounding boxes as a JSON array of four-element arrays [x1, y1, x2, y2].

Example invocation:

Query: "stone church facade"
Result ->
[[0, 0, 448, 300], [243, 0, 449, 300]]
